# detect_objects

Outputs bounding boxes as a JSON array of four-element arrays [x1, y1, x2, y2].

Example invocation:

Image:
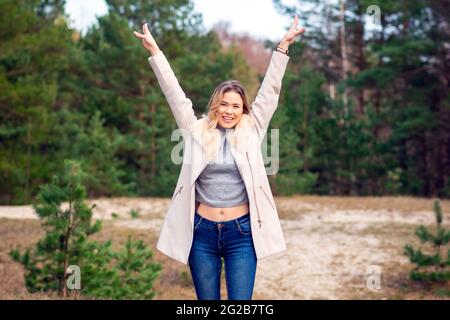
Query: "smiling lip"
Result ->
[[222, 116, 234, 122]]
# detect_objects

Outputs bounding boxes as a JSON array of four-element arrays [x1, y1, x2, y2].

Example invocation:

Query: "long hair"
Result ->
[[205, 80, 250, 130]]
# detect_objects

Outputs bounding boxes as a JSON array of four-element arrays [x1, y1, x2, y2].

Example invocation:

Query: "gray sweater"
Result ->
[[195, 126, 249, 207]]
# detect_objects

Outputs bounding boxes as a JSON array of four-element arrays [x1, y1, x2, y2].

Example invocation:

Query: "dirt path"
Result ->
[[1, 196, 447, 299]]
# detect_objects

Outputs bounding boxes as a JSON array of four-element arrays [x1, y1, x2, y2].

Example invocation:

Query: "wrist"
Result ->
[[149, 46, 161, 56], [278, 40, 290, 51]]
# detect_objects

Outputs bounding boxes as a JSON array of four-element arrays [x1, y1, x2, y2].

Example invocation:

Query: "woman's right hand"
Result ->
[[133, 22, 160, 56]]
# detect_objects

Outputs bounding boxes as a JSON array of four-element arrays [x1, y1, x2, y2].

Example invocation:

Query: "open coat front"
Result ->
[[148, 50, 290, 264]]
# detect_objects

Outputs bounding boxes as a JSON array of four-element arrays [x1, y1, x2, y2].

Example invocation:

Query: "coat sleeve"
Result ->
[[250, 50, 290, 135], [148, 51, 197, 130]]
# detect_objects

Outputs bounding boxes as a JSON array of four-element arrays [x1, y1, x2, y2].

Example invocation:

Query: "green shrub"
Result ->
[[404, 200, 450, 284], [10, 160, 161, 299], [129, 209, 140, 219]]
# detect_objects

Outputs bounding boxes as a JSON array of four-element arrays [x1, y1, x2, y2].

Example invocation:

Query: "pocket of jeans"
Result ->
[[237, 220, 251, 235], [194, 215, 203, 231]]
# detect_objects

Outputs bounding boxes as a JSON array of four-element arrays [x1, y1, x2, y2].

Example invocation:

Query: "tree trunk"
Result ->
[[150, 103, 157, 180], [339, 0, 349, 109], [303, 86, 309, 173], [61, 196, 73, 297], [355, 2, 367, 117]]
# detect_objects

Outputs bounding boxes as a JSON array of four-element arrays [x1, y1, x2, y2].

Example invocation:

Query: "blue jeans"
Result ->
[[188, 211, 257, 300]]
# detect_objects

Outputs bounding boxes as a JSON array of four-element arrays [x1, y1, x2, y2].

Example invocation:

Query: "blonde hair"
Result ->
[[205, 80, 250, 130]]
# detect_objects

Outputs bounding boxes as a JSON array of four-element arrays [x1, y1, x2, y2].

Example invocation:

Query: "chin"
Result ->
[[220, 122, 234, 128]]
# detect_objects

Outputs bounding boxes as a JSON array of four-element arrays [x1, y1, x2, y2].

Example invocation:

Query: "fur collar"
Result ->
[[188, 113, 255, 162]]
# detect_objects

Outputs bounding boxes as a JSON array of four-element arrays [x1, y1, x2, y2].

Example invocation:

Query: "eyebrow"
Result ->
[[221, 101, 241, 106]]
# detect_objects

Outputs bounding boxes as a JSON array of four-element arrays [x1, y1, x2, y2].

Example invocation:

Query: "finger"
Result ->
[[143, 22, 150, 35], [292, 14, 298, 28], [133, 31, 144, 39], [289, 16, 298, 32], [296, 26, 305, 34]]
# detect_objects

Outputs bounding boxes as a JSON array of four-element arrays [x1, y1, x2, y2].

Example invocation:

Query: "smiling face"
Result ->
[[206, 80, 250, 130], [216, 91, 244, 129]]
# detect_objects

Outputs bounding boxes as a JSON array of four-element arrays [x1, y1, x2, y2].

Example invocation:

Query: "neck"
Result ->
[[217, 125, 229, 131]]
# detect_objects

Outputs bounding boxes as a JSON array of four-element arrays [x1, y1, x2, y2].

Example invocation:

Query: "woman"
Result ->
[[133, 16, 305, 300]]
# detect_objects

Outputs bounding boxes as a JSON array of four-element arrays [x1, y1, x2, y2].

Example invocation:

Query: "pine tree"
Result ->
[[10, 160, 161, 299], [54, 110, 133, 198], [404, 200, 450, 282], [272, 0, 450, 197], [0, 0, 73, 204]]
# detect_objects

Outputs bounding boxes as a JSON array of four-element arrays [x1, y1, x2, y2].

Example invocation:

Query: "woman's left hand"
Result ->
[[279, 15, 306, 50]]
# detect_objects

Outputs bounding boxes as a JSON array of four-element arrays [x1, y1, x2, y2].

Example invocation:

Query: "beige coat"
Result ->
[[148, 49, 290, 264]]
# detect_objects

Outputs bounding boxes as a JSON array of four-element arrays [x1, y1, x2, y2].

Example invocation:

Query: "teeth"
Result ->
[[223, 116, 233, 120]]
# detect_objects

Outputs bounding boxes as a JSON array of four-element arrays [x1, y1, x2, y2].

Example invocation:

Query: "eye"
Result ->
[[233, 106, 240, 108]]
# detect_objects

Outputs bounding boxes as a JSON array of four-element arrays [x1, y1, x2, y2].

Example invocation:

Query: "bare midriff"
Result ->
[[195, 201, 249, 222]]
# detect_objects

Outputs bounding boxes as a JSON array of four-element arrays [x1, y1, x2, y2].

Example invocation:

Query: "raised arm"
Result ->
[[250, 15, 305, 135], [133, 23, 196, 130]]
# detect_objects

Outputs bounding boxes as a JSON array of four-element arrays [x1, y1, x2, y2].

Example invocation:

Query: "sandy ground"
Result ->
[[1, 196, 449, 299]]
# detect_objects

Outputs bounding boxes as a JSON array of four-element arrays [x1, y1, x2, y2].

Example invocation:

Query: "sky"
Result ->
[[65, 0, 299, 41]]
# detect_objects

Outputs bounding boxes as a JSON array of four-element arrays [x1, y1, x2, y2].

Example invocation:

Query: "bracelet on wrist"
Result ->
[[275, 46, 289, 55]]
